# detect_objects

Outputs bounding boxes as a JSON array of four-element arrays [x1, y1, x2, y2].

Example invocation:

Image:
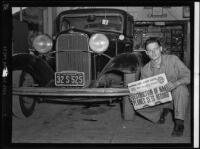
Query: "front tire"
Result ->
[[19, 71, 39, 117], [12, 70, 25, 118], [12, 70, 39, 118]]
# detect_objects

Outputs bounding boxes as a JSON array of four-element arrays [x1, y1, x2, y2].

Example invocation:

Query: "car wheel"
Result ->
[[13, 70, 25, 118], [19, 71, 39, 117], [12, 70, 38, 118]]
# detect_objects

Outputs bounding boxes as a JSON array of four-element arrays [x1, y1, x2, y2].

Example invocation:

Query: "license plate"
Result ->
[[55, 71, 85, 86]]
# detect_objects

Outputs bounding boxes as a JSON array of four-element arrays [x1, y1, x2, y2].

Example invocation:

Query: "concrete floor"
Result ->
[[12, 99, 192, 144]]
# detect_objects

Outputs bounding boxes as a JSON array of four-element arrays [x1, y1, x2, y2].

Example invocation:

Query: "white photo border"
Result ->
[[194, 2, 199, 148]]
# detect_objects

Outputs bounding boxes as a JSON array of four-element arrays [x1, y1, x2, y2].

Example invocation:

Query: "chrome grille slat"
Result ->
[[56, 33, 91, 87]]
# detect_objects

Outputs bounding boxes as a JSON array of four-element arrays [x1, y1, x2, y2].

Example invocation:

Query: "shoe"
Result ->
[[157, 108, 170, 124], [171, 119, 184, 137]]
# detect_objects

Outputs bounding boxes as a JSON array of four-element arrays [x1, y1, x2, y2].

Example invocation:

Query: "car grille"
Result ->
[[56, 33, 91, 87]]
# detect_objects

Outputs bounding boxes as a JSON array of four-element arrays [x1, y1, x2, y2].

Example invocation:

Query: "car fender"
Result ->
[[95, 52, 143, 87], [12, 53, 54, 86]]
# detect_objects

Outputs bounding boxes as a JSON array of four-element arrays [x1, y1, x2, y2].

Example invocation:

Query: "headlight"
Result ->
[[33, 34, 53, 53], [89, 33, 109, 53]]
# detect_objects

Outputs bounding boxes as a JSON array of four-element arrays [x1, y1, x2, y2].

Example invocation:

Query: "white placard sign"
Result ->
[[128, 73, 172, 110]]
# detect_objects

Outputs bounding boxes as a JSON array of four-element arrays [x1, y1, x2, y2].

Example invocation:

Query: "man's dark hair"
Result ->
[[144, 37, 161, 50]]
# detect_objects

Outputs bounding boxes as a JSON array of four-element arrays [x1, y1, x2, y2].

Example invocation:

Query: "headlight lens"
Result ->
[[33, 35, 53, 53], [89, 33, 109, 53]]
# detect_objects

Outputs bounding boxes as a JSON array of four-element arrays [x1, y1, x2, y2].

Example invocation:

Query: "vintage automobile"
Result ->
[[12, 8, 147, 120]]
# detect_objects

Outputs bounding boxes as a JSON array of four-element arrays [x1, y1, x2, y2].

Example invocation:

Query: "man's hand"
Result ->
[[164, 82, 176, 92]]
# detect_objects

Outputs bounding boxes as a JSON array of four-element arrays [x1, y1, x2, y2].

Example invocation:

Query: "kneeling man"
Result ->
[[137, 37, 191, 137]]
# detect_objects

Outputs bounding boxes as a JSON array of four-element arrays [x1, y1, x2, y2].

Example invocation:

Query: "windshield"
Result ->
[[60, 14, 123, 33]]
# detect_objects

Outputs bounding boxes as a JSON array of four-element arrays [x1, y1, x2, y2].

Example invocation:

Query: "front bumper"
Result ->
[[13, 87, 130, 97]]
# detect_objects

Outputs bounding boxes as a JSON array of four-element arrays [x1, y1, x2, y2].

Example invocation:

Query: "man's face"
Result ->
[[145, 42, 162, 60]]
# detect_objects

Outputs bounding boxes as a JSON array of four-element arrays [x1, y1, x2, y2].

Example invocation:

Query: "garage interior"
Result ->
[[12, 6, 192, 144]]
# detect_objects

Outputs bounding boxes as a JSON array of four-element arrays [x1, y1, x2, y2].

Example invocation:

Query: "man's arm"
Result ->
[[140, 62, 151, 80], [165, 55, 191, 91], [173, 55, 191, 87]]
